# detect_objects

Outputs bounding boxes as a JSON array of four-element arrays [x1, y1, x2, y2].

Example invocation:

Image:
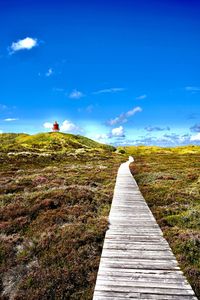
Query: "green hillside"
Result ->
[[0, 132, 115, 153], [120, 144, 200, 155]]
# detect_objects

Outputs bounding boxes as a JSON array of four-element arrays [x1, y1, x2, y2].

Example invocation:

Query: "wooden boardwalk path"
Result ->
[[93, 158, 197, 300]]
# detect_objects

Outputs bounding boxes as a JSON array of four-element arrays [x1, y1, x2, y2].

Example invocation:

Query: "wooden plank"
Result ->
[[96, 276, 188, 285], [94, 291, 197, 299], [96, 272, 186, 281], [106, 232, 164, 237], [103, 244, 172, 251], [102, 245, 173, 251], [99, 262, 179, 270], [101, 250, 175, 259], [95, 285, 195, 296], [93, 159, 197, 299], [108, 219, 158, 224], [95, 279, 192, 290], [105, 234, 166, 241], [105, 238, 166, 243], [97, 268, 184, 275], [107, 230, 163, 235], [108, 222, 160, 227], [94, 296, 198, 300]]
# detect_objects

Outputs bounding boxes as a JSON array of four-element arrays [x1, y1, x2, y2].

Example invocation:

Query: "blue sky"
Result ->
[[0, 0, 200, 146]]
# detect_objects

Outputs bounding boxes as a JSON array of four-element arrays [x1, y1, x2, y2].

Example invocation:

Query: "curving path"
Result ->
[[93, 158, 197, 300]]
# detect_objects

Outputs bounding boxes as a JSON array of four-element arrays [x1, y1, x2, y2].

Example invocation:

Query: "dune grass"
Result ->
[[0, 132, 115, 153], [0, 133, 124, 299], [127, 145, 200, 298], [1, 134, 200, 299]]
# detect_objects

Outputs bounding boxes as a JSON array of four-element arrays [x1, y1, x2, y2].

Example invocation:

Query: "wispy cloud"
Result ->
[[96, 130, 200, 146], [95, 126, 125, 142], [9, 37, 38, 54], [86, 105, 94, 113], [118, 133, 196, 147], [95, 133, 109, 141], [78, 104, 96, 114], [0, 104, 7, 110], [185, 86, 200, 92], [69, 89, 84, 99], [190, 133, 200, 141], [136, 94, 147, 100], [45, 68, 53, 77], [4, 118, 19, 122], [187, 113, 199, 120], [145, 126, 170, 132], [106, 106, 142, 126], [190, 123, 200, 132], [93, 87, 125, 95], [53, 88, 65, 92]]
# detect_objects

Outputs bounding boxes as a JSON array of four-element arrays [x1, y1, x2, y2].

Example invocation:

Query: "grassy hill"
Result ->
[[0, 132, 116, 169], [0, 132, 115, 153]]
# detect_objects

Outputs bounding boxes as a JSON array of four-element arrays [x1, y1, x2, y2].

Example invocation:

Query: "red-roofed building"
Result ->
[[52, 121, 60, 132]]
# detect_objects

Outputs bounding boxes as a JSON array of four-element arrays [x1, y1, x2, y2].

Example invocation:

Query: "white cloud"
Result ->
[[109, 131, 200, 147], [69, 90, 84, 99], [185, 86, 200, 92], [0, 129, 3, 134], [94, 126, 125, 142], [43, 122, 53, 129], [10, 37, 38, 53], [145, 126, 170, 132], [93, 88, 125, 94], [4, 118, 18, 122], [60, 120, 80, 132], [162, 133, 192, 144], [190, 133, 200, 141], [45, 68, 53, 77], [136, 94, 147, 100], [126, 107, 142, 117], [119, 133, 192, 147], [111, 126, 125, 137], [107, 106, 142, 126]]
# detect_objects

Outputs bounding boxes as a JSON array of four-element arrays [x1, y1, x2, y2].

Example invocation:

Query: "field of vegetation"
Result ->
[[0, 133, 124, 299], [1, 133, 200, 299], [126, 145, 200, 299]]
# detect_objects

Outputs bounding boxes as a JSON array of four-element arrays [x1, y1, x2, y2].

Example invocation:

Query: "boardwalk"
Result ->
[[93, 159, 197, 300]]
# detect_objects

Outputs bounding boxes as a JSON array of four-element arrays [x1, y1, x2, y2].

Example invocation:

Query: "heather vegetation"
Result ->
[[0, 133, 124, 299], [1, 134, 200, 299], [127, 145, 200, 298]]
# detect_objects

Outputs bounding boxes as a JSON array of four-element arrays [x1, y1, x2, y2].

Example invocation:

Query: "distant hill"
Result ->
[[0, 132, 115, 153], [121, 145, 200, 155]]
